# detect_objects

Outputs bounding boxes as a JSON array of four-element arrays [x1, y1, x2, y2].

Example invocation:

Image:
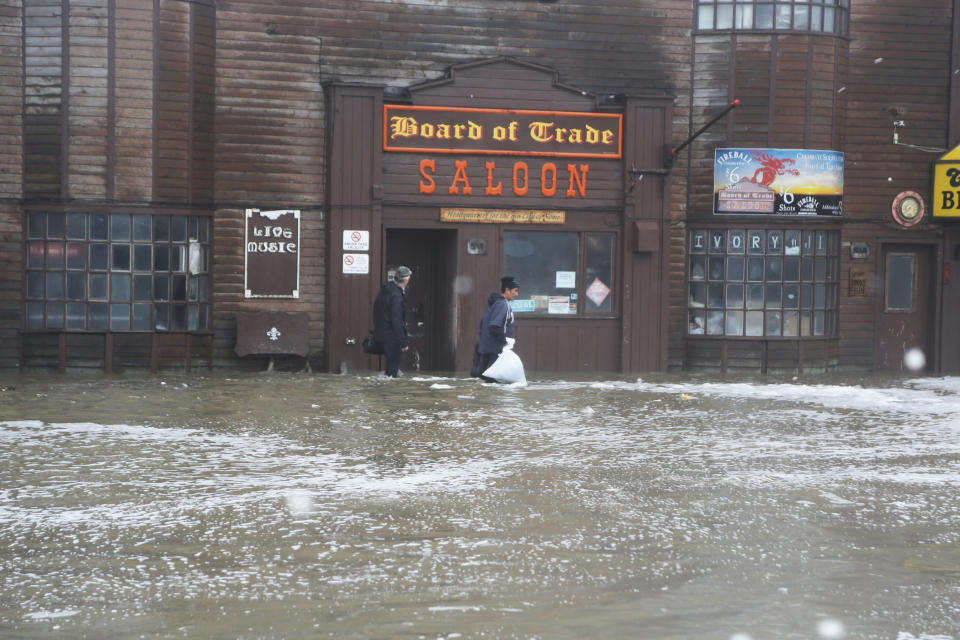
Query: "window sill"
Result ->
[[513, 313, 619, 320], [693, 29, 850, 40], [21, 328, 214, 335], [686, 334, 836, 340]]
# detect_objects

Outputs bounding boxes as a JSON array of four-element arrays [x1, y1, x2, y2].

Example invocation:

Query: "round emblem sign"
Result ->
[[891, 191, 925, 227]]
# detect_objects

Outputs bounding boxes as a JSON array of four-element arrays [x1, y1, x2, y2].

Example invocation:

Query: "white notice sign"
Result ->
[[556, 271, 576, 288], [342, 253, 369, 274], [343, 230, 370, 251], [548, 296, 572, 314]]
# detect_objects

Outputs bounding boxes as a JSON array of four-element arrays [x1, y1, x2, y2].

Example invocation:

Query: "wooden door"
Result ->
[[876, 243, 936, 372], [385, 228, 457, 372]]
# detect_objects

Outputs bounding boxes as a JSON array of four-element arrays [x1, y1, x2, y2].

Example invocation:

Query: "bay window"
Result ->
[[695, 0, 849, 34]]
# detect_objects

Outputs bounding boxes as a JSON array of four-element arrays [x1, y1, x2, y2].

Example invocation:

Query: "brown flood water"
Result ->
[[1, 370, 959, 639]]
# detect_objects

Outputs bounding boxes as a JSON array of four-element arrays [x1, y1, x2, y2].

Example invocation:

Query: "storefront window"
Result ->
[[25, 212, 211, 332], [688, 228, 838, 337], [503, 230, 615, 315]]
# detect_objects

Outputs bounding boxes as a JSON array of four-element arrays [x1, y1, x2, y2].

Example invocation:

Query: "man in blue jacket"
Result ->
[[476, 276, 519, 382], [373, 265, 411, 377]]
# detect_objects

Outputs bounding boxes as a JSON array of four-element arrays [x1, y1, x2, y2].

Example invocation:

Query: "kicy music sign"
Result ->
[[245, 209, 300, 298]]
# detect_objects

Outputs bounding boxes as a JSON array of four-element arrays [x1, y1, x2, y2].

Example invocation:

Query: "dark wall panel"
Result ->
[[155, 0, 190, 200], [114, 0, 154, 201], [67, 0, 109, 200], [191, 2, 215, 204], [23, 0, 65, 199], [325, 85, 383, 373]]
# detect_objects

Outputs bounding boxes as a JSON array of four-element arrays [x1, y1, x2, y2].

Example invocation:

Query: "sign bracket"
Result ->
[[665, 99, 740, 170]]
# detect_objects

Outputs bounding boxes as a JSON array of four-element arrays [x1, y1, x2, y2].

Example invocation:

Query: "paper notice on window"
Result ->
[[548, 296, 572, 314], [555, 271, 576, 288], [510, 299, 535, 313]]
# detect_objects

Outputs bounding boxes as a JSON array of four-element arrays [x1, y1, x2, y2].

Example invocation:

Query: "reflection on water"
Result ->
[[1, 371, 959, 639]]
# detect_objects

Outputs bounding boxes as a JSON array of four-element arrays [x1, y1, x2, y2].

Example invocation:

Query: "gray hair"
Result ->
[[394, 265, 412, 281]]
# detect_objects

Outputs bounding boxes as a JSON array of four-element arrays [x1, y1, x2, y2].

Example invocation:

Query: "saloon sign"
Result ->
[[383, 105, 622, 202], [714, 148, 844, 216]]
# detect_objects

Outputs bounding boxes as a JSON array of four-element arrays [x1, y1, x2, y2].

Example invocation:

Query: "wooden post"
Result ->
[[105, 333, 113, 374]]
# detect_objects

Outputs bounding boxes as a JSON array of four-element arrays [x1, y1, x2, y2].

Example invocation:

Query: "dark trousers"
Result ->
[[384, 340, 404, 377], [478, 351, 500, 383]]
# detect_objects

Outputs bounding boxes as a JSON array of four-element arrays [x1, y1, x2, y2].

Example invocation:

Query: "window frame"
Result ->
[[687, 226, 840, 338], [694, 0, 850, 36], [23, 209, 212, 333], [884, 252, 917, 313], [501, 229, 618, 318]]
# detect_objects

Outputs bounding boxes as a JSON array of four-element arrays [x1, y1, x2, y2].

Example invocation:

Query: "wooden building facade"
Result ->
[[1, 0, 958, 375]]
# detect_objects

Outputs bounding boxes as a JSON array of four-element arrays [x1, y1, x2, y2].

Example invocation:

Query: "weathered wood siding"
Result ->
[[212, 1, 327, 368], [22, 0, 63, 199], [155, 0, 215, 203], [835, 0, 950, 371], [115, 0, 154, 201], [67, 0, 108, 199], [0, 0, 23, 369], [325, 84, 383, 374], [4, 0, 957, 374], [11, 0, 224, 372], [314, 0, 690, 95], [686, 33, 848, 219], [678, 0, 952, 373]]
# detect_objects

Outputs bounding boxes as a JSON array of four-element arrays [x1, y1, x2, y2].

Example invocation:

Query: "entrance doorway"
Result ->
[[385, 228, 458, 372], [876, 243, 937, 372]]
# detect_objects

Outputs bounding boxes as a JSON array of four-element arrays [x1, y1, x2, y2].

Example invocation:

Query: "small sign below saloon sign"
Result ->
[[384, 105, 622, 158], [714, 148, 843, 216], [244, 209, 300, 298]]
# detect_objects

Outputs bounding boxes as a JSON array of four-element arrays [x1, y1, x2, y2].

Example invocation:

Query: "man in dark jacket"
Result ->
[[476, 276, 519, 382], [373, 265, 411, 377]]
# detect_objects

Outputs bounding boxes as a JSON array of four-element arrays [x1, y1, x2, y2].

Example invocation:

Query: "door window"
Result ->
[[886, 253, 916, 312]]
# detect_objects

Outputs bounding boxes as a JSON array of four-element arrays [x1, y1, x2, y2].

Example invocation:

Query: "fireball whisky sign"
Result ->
[[384, 105, 622, 158], [714, 148, 844, 216]]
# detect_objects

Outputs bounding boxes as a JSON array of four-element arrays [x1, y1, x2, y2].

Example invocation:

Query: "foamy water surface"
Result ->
[[1, 371, 959, 639]]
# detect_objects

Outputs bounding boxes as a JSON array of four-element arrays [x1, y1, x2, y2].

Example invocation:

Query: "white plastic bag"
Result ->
[[482, 338, 527, 385]]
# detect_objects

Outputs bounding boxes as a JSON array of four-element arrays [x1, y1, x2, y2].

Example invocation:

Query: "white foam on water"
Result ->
[[4, 374, 960, 639], [23, 609, 81, 621]]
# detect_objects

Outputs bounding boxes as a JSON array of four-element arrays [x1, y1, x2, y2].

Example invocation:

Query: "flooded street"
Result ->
[[1, 371, 959, 640]]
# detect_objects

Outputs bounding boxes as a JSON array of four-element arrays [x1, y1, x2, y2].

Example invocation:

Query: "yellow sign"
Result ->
[[933, 143, 960, 217], [440, 208, 566, 224]]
